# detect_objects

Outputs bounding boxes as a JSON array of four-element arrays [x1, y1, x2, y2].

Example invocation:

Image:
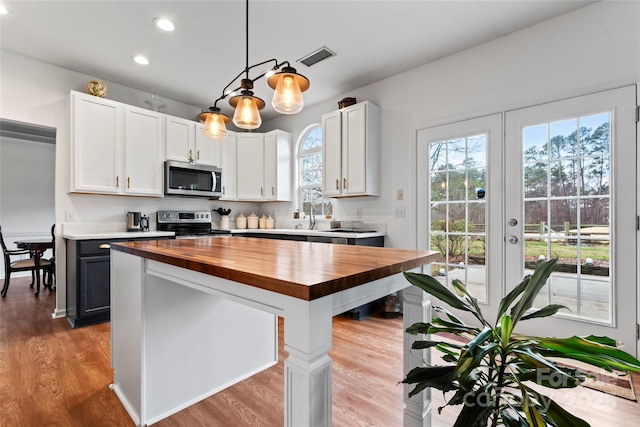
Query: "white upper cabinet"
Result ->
[[123, 106, 164, 196], [264, 130, 292, 201], [322, 101, 380, 197], [194, 122, 221, 166], [219, 131, 237, 200], [71, 91, 123, 194], [165, 116, 221, 166], [236, 130, 292, 201], [70, 91, 163, 197], [236, 133, 265, 200]]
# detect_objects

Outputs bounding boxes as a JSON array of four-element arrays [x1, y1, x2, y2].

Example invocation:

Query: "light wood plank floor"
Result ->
[[1, 276, 639, 426]]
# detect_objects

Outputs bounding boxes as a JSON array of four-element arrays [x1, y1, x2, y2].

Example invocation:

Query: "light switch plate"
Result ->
[[394, 207, 405, 218]]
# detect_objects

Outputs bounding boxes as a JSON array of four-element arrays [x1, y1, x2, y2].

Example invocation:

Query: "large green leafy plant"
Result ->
[[402, 259, 640, 427]]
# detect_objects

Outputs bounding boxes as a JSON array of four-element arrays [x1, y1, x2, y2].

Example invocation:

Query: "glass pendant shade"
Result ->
[[232, 93, 263, 130], [272, 74, 304, 114], [203, 112, 228, 140]]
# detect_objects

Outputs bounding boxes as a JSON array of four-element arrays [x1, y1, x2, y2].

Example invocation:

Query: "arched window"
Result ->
[[298, 125, 332, 216]]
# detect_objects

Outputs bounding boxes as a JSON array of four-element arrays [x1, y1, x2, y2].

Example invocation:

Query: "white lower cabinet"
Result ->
[[70, 91, 164, 196]]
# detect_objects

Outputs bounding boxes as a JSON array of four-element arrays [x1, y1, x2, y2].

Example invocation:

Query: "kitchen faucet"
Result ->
[[309, 204, 316, 230]]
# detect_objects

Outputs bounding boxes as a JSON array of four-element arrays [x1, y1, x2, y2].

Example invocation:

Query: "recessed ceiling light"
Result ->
[[133, 55, 150, 65], [0, 5, 9, 15], [154, 18, 175, 32]]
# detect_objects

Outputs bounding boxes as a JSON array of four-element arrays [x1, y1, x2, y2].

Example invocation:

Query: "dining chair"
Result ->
[[43, 224, 56, 288], [0, 225, 52, 297]]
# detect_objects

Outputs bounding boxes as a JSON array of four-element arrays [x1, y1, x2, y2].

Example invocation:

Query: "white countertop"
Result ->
[[63, 231, 175, 240], [227, 228, 386, 238]]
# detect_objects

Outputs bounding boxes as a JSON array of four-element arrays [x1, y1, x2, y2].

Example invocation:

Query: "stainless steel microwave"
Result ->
[[164, 160, 222, 198]]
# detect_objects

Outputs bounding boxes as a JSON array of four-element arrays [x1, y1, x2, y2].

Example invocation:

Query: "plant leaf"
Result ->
[[411, 340, 447, 350], [496, 275, 530, 323], [520, 304, 570, 321], [404, 272, 473, 312], [402, 365, 459, 395], [501, 409, 529, 427], [405, 322, 431, 335], [501, 314, 513, 347], [451, 279, 490, 327], [535, 336, 640, 373], [510, 259, 558, 325], [523, 385, 590, 427], [521, 387, 547, 427]]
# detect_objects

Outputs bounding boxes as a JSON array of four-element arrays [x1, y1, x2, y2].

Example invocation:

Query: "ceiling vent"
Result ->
[[298, 46, 336, 67]]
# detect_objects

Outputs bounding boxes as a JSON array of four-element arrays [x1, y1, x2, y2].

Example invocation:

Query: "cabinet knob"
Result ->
[[116, 176, 119, 188], [336, 179, 339, 190]]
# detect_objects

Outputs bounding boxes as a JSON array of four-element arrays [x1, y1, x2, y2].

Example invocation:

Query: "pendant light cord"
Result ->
[[244, 0, 249, 80]]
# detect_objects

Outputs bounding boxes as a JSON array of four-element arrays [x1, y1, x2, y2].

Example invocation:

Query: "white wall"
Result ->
[[1, 1, 638, 315], [265, 0, 640, 250]]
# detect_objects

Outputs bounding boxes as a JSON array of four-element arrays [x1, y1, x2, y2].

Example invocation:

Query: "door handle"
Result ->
[[116, 176, 119, 188], [343, 178, 347, 190], [272, 186, 275, 196], [336, 179, 339, 190], [127, 177, 131, 188]]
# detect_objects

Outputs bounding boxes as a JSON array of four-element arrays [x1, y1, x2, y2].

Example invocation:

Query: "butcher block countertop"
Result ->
[[111, 237, 439, 301]]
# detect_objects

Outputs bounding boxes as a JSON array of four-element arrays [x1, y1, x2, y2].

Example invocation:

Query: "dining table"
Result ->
[[14, 238, 54, 296]]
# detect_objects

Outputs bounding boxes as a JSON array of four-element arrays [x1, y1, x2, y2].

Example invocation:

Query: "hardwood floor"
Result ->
[[1, 275, 639, 426]]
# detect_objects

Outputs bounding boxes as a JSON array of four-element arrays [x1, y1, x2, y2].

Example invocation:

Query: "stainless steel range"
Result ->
[[157, 210, 231, 239]]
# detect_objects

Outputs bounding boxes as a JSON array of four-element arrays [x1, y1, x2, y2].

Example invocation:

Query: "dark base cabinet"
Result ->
[[66, 236, 171, 328]]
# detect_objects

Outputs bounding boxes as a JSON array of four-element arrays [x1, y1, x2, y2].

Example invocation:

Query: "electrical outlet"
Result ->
[[394, 207, 405, 218], [396, 189, 403, 201], [65, 211, 74, 222], [356, 208, 362, 219]]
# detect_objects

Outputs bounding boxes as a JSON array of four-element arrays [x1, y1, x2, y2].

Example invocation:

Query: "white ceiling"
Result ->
[[0, 0, 596, 123]]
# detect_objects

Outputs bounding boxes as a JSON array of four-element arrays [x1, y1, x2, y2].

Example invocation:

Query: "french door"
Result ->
[[417, 113, 504, 321], [505, 86, 637, 354], [417, 87, 637, 356]]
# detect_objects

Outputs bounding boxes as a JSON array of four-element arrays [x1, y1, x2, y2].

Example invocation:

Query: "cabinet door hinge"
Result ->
[[637, 323, 639, 340], [636, 105, 639, 123]]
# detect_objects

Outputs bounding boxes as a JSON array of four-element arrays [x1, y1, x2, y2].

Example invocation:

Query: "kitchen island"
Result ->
[[110, 237, 439, 426]]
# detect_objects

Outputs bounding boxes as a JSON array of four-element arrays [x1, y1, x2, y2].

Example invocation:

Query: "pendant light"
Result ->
[[229, 79, 265, 130], [199, 107, 231, 139], [268, 66, 309, 114], [199, 0, 310, 139]]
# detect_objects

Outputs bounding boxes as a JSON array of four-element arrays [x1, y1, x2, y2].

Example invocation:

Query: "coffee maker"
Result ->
[[127, 212, 149, 232]]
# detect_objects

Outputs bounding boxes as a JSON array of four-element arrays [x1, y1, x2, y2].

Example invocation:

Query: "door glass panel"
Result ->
[[428, 135, 488, 302], [522, 112, 611, 322]]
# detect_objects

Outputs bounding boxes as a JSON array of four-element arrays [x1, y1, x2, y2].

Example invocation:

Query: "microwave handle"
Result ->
[[212, 171, 217, 191]]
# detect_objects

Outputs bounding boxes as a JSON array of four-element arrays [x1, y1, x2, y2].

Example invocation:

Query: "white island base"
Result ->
[[110, 249, 433, 427]]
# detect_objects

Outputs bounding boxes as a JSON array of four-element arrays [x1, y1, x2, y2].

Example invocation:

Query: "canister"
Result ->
[[236, 213, 246, 229], [266, 215, 275, 229], [247, 212, 259, 229]]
